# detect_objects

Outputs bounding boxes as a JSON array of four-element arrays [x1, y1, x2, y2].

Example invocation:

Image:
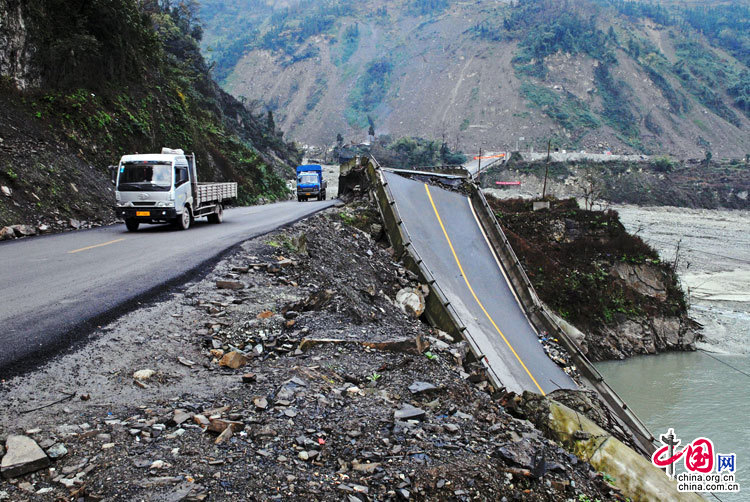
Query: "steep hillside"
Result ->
[[200, 0, 750, 158], [0, 0, 300, 233]]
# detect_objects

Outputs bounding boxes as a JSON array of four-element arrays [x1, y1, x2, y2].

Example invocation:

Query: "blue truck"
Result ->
[[296, 164, 327, 201]]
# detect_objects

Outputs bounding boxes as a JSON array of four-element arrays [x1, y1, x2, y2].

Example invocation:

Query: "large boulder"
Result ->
[[1, 435, 50, 479], [610, 262, 667, 300], [0, 226, 15, 240]]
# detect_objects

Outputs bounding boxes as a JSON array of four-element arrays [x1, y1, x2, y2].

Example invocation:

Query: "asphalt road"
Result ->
[[461, 151, 506, 176], [384, 171, 575, 394], [0, 200, 336, 376]]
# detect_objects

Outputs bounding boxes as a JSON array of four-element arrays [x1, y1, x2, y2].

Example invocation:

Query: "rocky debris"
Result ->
[[1, 435, 50, 479], [44, 443, 68, 460], [215, 280, 244, 290], [395, 287, 426, 317], [0, 186, 10, 197], [0, 226, 14, 240], [218, 350, 248, 369], [408, 381, 437, 394], [537, 331, 579, 380], [394, 404, 426, 421], [132, 369, 155, 381], [11, 224, 36, 237], [0, 201, 621, 501], [298, 336, 424, 354]]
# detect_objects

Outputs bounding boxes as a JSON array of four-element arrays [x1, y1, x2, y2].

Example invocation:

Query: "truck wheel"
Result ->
[[207, 204, 223, 224], [125, 219, 139, 232], [297, 196, 303, 202], [176, 207, 191, 230]]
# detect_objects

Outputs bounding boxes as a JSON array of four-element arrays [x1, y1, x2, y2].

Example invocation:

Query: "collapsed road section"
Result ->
[[381, 170, 576, 395], [360, 157, 657, 458]]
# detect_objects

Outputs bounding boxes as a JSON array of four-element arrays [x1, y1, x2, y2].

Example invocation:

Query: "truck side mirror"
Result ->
[[109, 165, 118, 185]]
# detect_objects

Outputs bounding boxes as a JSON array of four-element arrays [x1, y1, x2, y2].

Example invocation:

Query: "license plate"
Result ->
[[136, 211, 150, 217]]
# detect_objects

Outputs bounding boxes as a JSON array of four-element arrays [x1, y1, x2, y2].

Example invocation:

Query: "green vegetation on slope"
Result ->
[[201, 0, 353, 82], [488, 196, 687, 333], [369, 136, 467, 169], [5, 0, 299, 207], [520, 82, 600, 139], [346, 58, 394, 128]]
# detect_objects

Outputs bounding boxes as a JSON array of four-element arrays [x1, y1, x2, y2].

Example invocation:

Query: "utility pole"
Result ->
[[477, 147, 482, 177], [542, 139, 550, 199]]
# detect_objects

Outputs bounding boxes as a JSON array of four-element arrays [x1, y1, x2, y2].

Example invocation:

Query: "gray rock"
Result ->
[[0, 186, 11, 197], [45, 443, 68, 460], [495, 440, 536, 470], [394, 404, 426, 421], [216, 280, 244, 290], [1, 435, 50, 479], [453, 410, 474, 420], [408, 381, 437, 394], [11, 225, 36, 237], [0, 227, 15, 240]]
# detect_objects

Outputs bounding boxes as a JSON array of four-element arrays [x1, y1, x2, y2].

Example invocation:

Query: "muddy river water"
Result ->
[[596, 205, 750, 500]]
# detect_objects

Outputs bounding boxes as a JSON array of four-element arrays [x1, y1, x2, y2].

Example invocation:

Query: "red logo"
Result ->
[[652, 428, 715, 478]]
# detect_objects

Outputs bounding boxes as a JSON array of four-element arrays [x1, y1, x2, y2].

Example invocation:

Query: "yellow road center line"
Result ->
[[423, 184, 546, 395], [68, 238, 126, 254]]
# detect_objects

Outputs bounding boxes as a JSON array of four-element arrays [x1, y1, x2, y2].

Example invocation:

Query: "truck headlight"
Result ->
[[115, 192, 121, 202], [156, 201, 174, 207]]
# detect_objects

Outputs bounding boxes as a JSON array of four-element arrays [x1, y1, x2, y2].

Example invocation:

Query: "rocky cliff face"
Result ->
[[487, 196, 699, 361], [587, 261, 699, 360], [0, 1, 299, 234], [0, 0, 36, 89]]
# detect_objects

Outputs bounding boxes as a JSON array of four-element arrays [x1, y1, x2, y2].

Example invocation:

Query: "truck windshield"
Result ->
[[118, 163, 172, 191], [298, 173, 318, 185]]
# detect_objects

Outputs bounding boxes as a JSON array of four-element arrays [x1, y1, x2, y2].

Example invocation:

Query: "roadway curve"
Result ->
[[384, 171, 575, 394], [0, 200, 336, 376]]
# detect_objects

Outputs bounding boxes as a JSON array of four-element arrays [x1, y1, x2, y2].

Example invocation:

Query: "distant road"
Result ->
[[462, 151, 507, 176], [0, 200, 335, 376]]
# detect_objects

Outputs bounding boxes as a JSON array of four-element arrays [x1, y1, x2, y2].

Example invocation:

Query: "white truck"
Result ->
[[113, 148, 237, 231]]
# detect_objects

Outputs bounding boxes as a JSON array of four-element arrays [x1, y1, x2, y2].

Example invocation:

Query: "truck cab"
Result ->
[[296, 164, 327, 201], [114, 148, 236, 231]]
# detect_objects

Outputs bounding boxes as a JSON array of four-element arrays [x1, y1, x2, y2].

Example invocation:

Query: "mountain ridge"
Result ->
[[200, 0, 750, 158]]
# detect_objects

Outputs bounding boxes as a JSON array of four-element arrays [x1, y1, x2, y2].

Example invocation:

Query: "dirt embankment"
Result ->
[[0, 201, 623, 501], [487, 195, 700, 361], [481, 158, 750, 210]]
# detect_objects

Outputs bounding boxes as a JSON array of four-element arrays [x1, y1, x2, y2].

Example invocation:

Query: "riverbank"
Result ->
[[486, 195, 699, 361], [597, 204, 750, 501]]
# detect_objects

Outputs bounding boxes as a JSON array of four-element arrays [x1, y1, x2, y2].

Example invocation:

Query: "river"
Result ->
[[597, 205, 750, 501]]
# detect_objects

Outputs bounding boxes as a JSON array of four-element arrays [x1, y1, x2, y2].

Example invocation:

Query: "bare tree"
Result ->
[[577, 166, 605, 211]]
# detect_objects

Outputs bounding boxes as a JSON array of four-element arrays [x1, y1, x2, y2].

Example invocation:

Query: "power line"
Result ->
[[698, 349, 750, 379]]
